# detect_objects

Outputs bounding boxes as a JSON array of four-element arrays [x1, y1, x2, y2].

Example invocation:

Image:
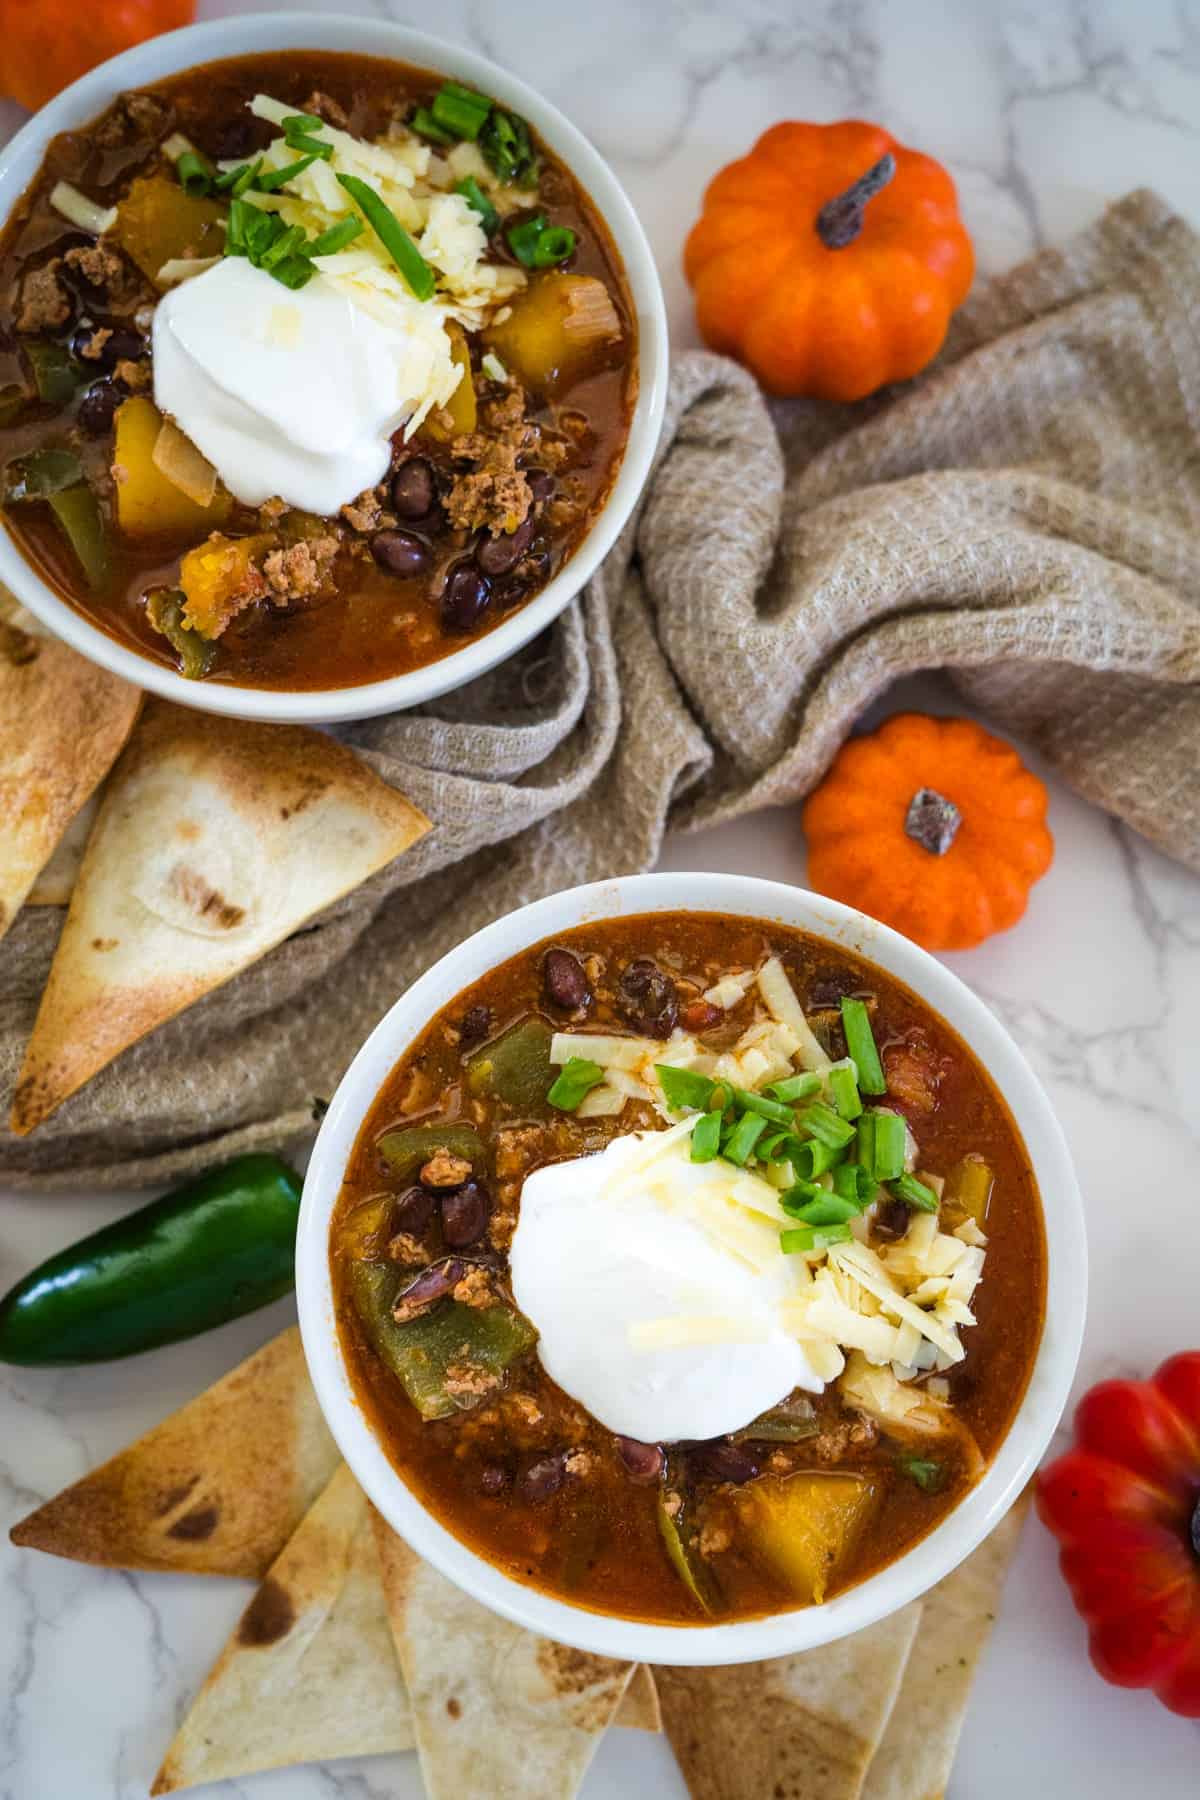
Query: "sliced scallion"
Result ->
[[306, 216, 364, 257], [506, 213, 547, 267], [690, 1109, 724, 1164], [870, 1109, 907, 1182], [410, 105, 455, 146], [259, 223, 308, 271], [833, 1162, 877, 1206], [431, 80, 492, 141], [780, 1222, 854, 1255], [767, 1071, 823, 1103], [282, 129, 333, 160], [256, 153, 318, 192], [281, 111, 324, 132], [175, 150, 215, 198], [655, 1064, 715, 1114], [797, 1101, 857, 1150], [729, 1085, 794, 1125], [790, 1193, 860, 1227], [270, 257, 316, 290], [828, 1061, 862, 1121], [231, 158, 263, 198], [336, 172, 435, 300], [455, 175, 499, 235], [723, 1111, 767, 1167], [841, 997, 886, 1095], [532, 224, 576, 266], [892, 1171, 940, 1213], [547, 1056, 605, 1112], [480, 108, 537, 186]]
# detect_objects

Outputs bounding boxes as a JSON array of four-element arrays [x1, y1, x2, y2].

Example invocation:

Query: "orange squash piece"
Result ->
[[803, 713, 1053, 951], [113, 173, 226, 285], [484, 273, 622, 400], [178, 532, 274, 639], [733, 1471, 879, 1604], [685, 121, 973, 402], [421, 322, 477, 443], [113, 398, 231, 538]]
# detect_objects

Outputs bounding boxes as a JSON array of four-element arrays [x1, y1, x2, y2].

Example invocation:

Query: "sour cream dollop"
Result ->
[[510, 1129, 823, 1444], [153, 258, 422, 514]]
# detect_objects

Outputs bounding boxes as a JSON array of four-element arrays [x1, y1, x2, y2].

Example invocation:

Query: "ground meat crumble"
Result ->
[[15, 261, 70, 334], [261, 535, 339, 604]]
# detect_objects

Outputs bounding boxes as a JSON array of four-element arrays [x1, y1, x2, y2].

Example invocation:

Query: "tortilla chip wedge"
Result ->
[[860, 1496, 1031, 1800], [0, 619, 139, 941], [151, 1464, 413, 1793], [9, 1326, 339, 1576], [372, 1508, 635, 1799], [10, 699, 429, 1133], [656, 1601, 922, 1800]]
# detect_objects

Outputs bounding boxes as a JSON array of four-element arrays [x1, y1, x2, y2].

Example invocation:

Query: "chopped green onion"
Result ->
[[897, 1454, 945, 1493], [833, 1162, 877, 1206], [547, 1056, 605, 1112], [175, 150, 215, 197], [779, 1136, 842, 1179], [230, 158, 263, 198], [892, 1172, 940, 1213], [431, 80, 492, 141], [778, 1178, 825, 1216], [257, 154, 318, 192], [655, 1065, 715, 1113], [780, 1222, 854, 1256], [268, 255, 315, 290], [259, 223, 308, 271], [797, 1101, 858, 1150], [410, 106, 455, 146], [828, 1062, 862, 1121], [870, 1109, 908, 1182], [455, 175, 499, 235], [841, 997, 886, 1095], [790, 1193, 860, 1227], [506, 213, 547, 267], [336, 172, 436, 301], [282, 129, 333, 160], [767, 1071, 823, 1103], [757, 1129, 790, 1162], [723, 1111, 767, 1167], [855, 1111, 876, 1174], [690, 1109, 724, 1164], [480, 108, 538, 186], [213, 160, 251, 192], [305, 216, 364, 257], [532, 225, 576, 266], [281, 111, 324, 132], [729, 1085, 795, 1125]]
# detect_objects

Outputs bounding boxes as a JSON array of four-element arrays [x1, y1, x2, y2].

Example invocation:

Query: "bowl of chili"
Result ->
[[0, 13, 667, 721], [297, 871, 1087, 1664]]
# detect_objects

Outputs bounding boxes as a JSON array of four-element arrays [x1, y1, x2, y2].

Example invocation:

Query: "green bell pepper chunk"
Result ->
[[350, 1260, 536, 1419], [466, 1015, 554, 1110], [376, 1122, 486, 1182]]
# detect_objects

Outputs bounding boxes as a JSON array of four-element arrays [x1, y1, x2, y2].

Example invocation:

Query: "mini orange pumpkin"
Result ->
[[802, 714, 1053, 951], [685, 120, 974, 403]]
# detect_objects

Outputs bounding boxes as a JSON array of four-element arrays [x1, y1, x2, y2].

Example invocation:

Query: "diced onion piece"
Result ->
[[161, 132, 198, 163], [480, 350, 508, 382], [151, 417, 220, 507], [549, 1031, 658, 1070], [575, 1083, 626, 1118], [50, 181, 117, 236], [703, 970, 754, 1009], [954, 1217, 988, 1248], [156, 255, 222, 286], [756, 957, 831, 1071]]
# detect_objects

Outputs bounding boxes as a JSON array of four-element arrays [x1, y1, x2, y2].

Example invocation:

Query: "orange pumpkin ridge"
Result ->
[[685, 120, 974, 403], [802, 713, 1053, 952]]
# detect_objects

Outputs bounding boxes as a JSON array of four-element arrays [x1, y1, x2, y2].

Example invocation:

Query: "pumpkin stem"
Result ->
[[815, 152, 897, 250], [905, 787, 961, 856]]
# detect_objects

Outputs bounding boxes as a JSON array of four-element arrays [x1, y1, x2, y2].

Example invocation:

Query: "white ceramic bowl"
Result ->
[[0, 13, 668, 723], [298, 872, 1087, 1665]]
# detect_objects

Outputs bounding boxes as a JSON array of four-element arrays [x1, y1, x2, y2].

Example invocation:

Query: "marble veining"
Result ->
[[3, 4, 1200, 1796]]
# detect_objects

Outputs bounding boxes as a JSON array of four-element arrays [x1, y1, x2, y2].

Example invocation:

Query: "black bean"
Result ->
[[519, 1452, 566, 1502], [543, 947, 591, 1012], [441, 1179, 491, 1248], [391, 457, 436, 519], [475, 515, 533, 576], [873, 1197, 910, 1242], [371, 529, 430, 578], [692, 1441, 760, 1484], [617, 958, 679, 1039], [76, 378, 123, 437], [807, 975, 850, 1010], [71, 323, 142, 371], [615, 1437, 665, 1484], [212, 116, 261, 161], [526, 468, 554, 501], [460, 1004, 492, 1046], [479, 1464, 509, 1495], [441, 560, 493, 633], [392, 1186, 435, 1237], [395, 1258, 465, 1311]]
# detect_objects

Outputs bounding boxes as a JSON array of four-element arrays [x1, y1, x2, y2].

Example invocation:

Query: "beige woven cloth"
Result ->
[[3, 189, 1198, 1187]]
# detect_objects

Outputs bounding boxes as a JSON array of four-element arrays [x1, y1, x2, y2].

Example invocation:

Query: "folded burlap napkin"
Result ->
[[3, 189, 1197, 1186]]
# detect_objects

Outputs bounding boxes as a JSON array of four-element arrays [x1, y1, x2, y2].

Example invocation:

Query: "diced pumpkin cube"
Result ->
[[484, 273, 623, 399], [113, 174, 226, 285], [421, 322, 476, 442], [113, 398, 231, 538], [178, 531, 275, 639], [733, 1471, 879, 1604]]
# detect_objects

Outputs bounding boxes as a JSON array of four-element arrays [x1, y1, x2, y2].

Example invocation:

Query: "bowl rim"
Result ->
[[0, 11, 668, 723], [297, 871, 1087, 1666]]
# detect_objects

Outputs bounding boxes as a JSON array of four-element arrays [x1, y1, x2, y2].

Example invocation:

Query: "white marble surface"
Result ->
[[2, 2, 1200, 1796]]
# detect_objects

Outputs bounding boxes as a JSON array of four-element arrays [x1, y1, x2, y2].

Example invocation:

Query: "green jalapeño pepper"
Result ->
[[0, 1153, 302, 1365]]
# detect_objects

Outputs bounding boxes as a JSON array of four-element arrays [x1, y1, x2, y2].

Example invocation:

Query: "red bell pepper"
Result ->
[[1037, 1351, 1200, 1718]]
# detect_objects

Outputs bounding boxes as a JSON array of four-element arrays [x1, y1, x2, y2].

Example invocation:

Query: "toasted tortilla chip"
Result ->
[[0, 620, 139, 942], [860, 1498, 1031, 1800], [657, 1602, 922, 1800], [10, 1327, 338, 1576], [619, 1663, 662, 1732], [152, 1464, 413, 1793], [28, 793, 97, 904], [372, 1508, 635, 1798], [10, 699, 430, 1133]]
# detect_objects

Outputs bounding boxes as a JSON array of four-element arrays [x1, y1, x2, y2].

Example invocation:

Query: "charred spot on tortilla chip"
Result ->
[[154, 1476, 201, 1518], [167, 1502, 219, 1541], [166, 864, 246, 932], [237, 1575, 295, 1647], [91, 937, 118, 951], [446, 1697, 462, 1719]]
